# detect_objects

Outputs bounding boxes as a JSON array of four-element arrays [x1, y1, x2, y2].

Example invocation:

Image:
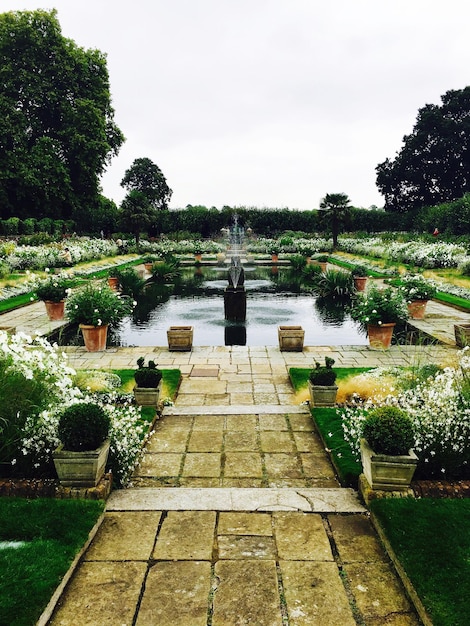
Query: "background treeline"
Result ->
[[2, 193, 470, 240]]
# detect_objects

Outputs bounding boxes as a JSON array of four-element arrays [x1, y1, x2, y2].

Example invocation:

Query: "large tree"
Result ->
[[121, 157, 172, 210], [319, 192, 351, 248], [119, 190, 153, 247], [0, 9, 124, 221], [376, 87, 470, 212]]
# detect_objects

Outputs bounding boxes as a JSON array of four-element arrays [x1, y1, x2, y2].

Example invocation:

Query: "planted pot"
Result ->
[[167, 325, 193, 351], [107, 276, 119, 291], [79, 324, 108, 352], [278, 325, 305, 351], [360, 438, 418, 491], [194, 253, 202, 262], [133, 383, 161, 407], [44, 300, 65, 321], [367, 323, 395, 350], [353, 276, 367, 292], [53, 439, 110, 487], [308, 380, 338, 407], [407, 300, 428, 319], [144, 262, 153, 272]]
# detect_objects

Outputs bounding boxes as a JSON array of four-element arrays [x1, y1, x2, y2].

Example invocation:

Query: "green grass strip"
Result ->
[[289, 367, 373, 393], [371, 498, 470, 626], [112, 368, 181, 400], [312, 407, 362, 487], [0, 498, 104, 626]]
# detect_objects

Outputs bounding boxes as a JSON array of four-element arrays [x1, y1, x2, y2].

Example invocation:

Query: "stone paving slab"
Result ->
[[107, 487, 366, 512]]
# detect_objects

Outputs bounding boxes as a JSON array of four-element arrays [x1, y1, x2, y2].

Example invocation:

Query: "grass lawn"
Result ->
[[0, 498, 104, 626], [371, 498, 470, 626]]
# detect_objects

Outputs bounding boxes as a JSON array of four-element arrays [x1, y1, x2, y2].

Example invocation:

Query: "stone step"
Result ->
[[163, 404, 309, 416], [107, 487, 365, 513]]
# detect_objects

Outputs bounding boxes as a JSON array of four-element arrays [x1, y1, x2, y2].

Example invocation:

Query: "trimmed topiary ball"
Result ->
[[362, 406, 415, 455], [58, 403, 110, 451]]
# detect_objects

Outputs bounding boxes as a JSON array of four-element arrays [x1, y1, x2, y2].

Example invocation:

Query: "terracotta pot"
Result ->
[[79, 324, 108, 352], [107, 277, 119, 291], [144, 262, 153, 272], [353, 277, 367, 292], [407, 300, 428, 319], [367, 323, 395, 350], [194, 253, 202, 262], [44, 300, 65, 321], [271, 254, 278, 263]]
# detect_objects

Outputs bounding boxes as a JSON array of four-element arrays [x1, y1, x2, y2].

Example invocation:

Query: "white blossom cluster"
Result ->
[[340, 352, 470, 478], [1, 331, 148, 484]]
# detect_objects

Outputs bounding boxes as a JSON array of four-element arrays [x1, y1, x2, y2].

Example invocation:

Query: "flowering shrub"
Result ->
[[0, 331, 150, 485], [66, 283, 134, 327], [341, 351, 470, 479], [34, 271, 71, 302], [350, 286, 408, 325], [399, 274, 437, 301]]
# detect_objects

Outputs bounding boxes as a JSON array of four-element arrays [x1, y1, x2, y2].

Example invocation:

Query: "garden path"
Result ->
[[43, 344, 433, 626]]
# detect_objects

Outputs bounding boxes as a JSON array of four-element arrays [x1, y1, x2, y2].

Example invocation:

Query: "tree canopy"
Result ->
[[0, 9, 124, 222], [121, 157, 172, 210], [376, 87, 470, 212], [319, 192, 351, 248]]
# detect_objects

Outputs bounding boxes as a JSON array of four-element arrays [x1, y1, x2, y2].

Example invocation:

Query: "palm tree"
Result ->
[[319, 193, 351, 249]]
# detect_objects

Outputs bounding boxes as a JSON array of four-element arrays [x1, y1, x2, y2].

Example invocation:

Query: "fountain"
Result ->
[[224, 215, 247, 323]]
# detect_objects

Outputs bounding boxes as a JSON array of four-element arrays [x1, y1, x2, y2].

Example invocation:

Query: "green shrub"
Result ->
[[351, 264, 368, 277], [58, 403, 110, 451], [112, 266, 146, 298], [314, 269, 354, 299], [134, 357, 162, 388], [309, 357, 337, 386], [362, 406, 415, 455], [288, 254, 307, 271]]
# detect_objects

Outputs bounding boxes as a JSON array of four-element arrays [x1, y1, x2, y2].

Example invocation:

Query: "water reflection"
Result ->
[[112, 266, 367, 347]]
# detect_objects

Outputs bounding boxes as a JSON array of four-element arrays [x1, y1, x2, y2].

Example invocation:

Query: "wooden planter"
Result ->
[[44, 300, 65, 321], [308, 380, 338, 407], [278, 325, 305, 351], [53, 439, 110, 487], [454, 323, 470, 347], [167, 325, 193, 351], [133, 384, 161, 407], [367, 323, 395, 350], [360, 438, 418, 491], [407, 299, 428, 319]]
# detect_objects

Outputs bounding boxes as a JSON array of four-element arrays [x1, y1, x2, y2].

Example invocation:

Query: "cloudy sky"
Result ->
[[6, 0, 470, 210]]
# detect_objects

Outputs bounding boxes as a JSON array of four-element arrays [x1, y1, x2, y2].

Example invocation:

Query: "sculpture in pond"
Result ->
[[224, 257, 246, 321]]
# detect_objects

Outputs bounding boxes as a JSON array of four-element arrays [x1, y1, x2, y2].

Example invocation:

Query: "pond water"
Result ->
[[113, 266, 368, 347]]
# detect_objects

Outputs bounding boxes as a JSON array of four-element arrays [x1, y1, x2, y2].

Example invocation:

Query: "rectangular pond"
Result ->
[[113, 265, 368, 347]]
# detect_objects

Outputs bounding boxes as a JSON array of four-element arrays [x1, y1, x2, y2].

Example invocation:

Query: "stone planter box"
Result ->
[[53, 439, 110, 487], [167, 325, 193, 351], [133, 384, 161, 407], [454, 323, 470, 347], [360, 438, 418, 492], [278, 325, 305, 351], [308, 380, 338, 407]]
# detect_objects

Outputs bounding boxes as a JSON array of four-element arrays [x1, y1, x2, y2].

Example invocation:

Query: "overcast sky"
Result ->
[[6, 1, 470, 210]]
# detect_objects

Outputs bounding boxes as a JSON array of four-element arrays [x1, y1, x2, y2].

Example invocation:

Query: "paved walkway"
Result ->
[[6, 300, 464, 625]]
